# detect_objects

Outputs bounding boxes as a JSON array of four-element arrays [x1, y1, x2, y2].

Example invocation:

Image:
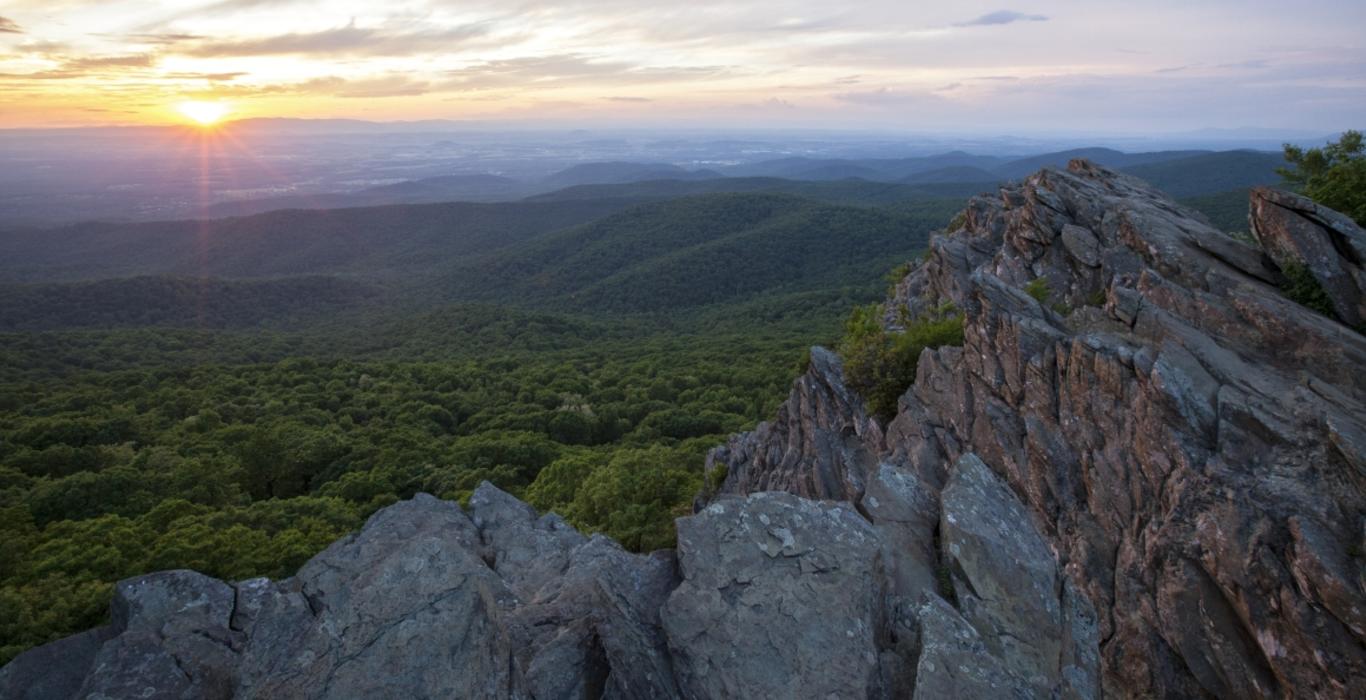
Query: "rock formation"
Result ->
[[716, 161, 1366, 697], [3, 162, 1363, 698], [1249, 186, 1366, 327]]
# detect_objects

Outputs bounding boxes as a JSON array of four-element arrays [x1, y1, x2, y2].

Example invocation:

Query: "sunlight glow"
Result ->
[[177, 101, 230, 126]]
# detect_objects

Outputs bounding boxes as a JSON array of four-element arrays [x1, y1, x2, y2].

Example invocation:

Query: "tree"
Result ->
[[1279, 130, 1366, 226]]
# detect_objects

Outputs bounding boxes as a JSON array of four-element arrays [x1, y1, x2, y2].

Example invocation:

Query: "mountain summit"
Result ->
[[4, 162, 1363, 699]]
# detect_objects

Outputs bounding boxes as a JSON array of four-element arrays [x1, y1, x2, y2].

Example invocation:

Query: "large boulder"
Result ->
[[662, 492, 886, 698], [1250, 186, 1366, 326]]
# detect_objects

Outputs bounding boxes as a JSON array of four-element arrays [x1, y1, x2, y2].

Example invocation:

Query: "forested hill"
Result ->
[[443, 193, 953, 312], [0, 276, 380, 332], [0, 192, 960, 325], [0, 198, 633, 284]]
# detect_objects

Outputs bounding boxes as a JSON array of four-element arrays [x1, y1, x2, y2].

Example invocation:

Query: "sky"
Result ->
[[0, 0, 1362, 132]]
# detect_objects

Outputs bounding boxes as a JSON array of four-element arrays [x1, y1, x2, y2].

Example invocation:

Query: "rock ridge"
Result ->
[[713, 160, 1366, 698], [3, 460, 1089, 699]]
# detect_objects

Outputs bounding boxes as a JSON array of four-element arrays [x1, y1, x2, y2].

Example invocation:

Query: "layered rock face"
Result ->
[[715, 162, 1366, 697], [4, 163, 1362, 698], [3, 468, 1086, 699]]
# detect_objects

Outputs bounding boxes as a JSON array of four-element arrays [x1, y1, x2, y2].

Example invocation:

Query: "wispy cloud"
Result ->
[[954, 10, 1048, 27], [833, 87, 940, 106], [182, 20, 491, 58], [67, 53, 154, 68], [3, 52, 156, 80], [0, 16, 24, 33], [443, 54, 730, 92]]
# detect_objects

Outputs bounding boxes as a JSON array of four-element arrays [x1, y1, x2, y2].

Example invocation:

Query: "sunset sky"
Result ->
[[1, 0, 1362, 131]]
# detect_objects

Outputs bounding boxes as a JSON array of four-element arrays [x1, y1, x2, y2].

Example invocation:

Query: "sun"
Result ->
[[177, 101, 230, 127]]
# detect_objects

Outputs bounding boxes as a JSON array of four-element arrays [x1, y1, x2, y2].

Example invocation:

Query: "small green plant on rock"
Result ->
[[1280, 262, 1336, 317], [838, 302, 965, 420], [1023, 276, 1073, 315], [947, 212, 968, 231], [1024, 277, 1051, 304], [884, 261, 914, 294]]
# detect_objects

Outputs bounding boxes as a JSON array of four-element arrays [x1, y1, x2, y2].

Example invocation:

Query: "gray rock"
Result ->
[[860, 462, 939, 598], [1250, 186, 1366, 326], [941, 454, 1061, 690], [1061, 223, 1102, 267], [663, 492, 887, 699], [706, 346, 881, 501], [712, 160, 1366, 697], [237, 493, 517, 699], [0, 626, 115, 700], [910, 595, 1035, 700]]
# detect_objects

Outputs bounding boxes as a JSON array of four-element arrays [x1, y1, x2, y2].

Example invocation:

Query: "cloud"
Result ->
[[605, 96, 652, 102], [833, 87, 940, 107], [67, 53, 154, 68], [443, 54, 729, 92], [163, 71, 247, 81], [0, 16, 23, 34], [2, 52, 157, 80], [182, 20, 490, 58], [17, 40, 67, 54], [118, 32, 205, 46], [954, 10, 1048, 27]]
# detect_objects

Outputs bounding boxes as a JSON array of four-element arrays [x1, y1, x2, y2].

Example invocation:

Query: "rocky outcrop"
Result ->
[[712, 161, 1366, 697], [704, 346, 882, 501], [4, 466, 1087, 699], [1249, 186, 1366, 327], [6, 162, 1362, 699]]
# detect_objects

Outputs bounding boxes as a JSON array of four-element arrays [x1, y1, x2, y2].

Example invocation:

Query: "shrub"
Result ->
[[1023, 277, 1051, 304], [1281, 263, 1336, 317], [838, 303, 965, 419]]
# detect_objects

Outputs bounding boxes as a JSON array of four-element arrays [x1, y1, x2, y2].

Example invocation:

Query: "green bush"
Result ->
[[1281, 263, 1336, 317], [1024, 277, 1051, 304], [838, 303, 965, 419]]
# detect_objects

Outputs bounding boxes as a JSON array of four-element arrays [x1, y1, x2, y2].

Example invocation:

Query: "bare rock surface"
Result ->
[[662, 492, 885, 698], [1250, 186, 1366, 326], [712, 161, 1366, 698]]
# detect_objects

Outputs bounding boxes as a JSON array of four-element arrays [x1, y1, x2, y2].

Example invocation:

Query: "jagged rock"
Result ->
[[0, 626, 115, 700], [3, 468, 1088, 699], [706, 346, 881, 500], [713, 161, 1366, 697], [662, 492, 885, 698], [0, 486, 688, 699], [860, 463, 939, 598], [940, 453, 1061, 691], [1250, 186, 1366, 326], [236, 493, 517, 699], [910, 595, 1035, 700]]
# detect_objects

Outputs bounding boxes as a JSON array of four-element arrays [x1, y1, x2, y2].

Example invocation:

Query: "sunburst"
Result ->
[[177, 101, 230, 127]]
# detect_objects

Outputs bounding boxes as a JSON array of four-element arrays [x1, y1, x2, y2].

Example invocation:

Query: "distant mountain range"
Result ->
[[0, 190, 959, 328], [0, 146, 1288, 331], [196, 147, 1286, 219]]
